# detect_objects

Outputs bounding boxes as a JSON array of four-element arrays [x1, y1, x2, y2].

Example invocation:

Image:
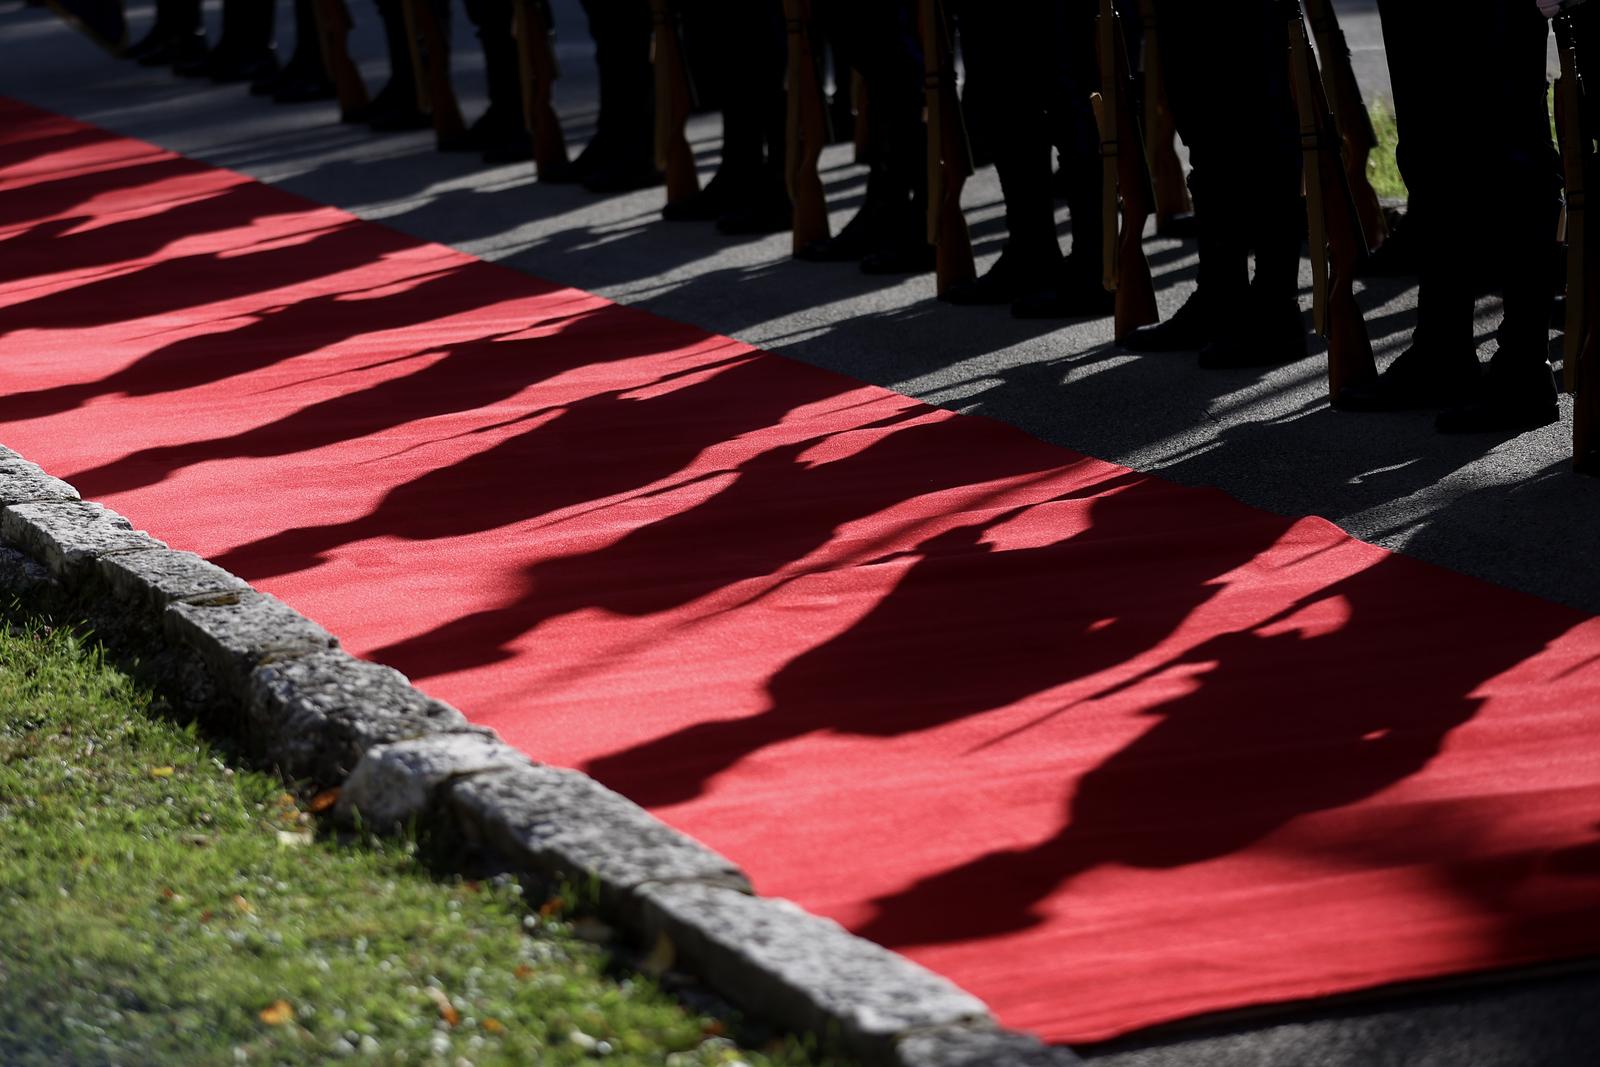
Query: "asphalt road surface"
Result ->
[[2, 1, 1596, 1063]]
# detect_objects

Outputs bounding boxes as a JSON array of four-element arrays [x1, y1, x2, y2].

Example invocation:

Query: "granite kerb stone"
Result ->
[[250, 650, 489, 786], [334, 732, 535, 830], [444, 762, 752, 906], [96, 548, 252, 615], [1, 499, 165, 582], [164, 591, 339, 703], [891, 1026, 1083, 1066], [0, 446, 81, 506], [633, 881, 996, 1064]]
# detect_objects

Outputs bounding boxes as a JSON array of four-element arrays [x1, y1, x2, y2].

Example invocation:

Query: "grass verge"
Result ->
[[0, 607, 846, 1067], [1366, 100, 1405, 202]]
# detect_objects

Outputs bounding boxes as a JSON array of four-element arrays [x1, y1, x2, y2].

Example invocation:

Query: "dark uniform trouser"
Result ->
[[213, 0, 276, 55], [579, 0, 656, 165], [958, 0, 1100, 269], [817, 0, 926, 237], [462, 0, 523, 123], [152, 0, 202, 34], [1380, 0, 1559, 365], [1150, 0, 1300, 323], [684, 0, 787, 189]]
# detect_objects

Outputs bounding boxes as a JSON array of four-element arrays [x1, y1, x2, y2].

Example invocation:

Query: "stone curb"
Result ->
[[0, 443, 1080, 1066]]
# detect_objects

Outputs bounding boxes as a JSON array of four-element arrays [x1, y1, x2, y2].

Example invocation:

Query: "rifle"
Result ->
[[47, 0, 125, 54], [784, 0, 832, 252], [312, 0, 370, 120], [1555, 11, 1598, 469], [513, 0, 570, 179], [1288, 2, 1376, 397], [1092, 0, 1158, 340], [1133, 0, 1192, 233], [650, 0, 700, 203], [920, 0, 976, 294], [1302, 0, 1386, 253], [401, 0, 467, 148]]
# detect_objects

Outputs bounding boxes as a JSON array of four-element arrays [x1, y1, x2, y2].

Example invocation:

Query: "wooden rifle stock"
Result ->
[[1288, 5, 1375, 397], [1094, 0, 1158, 340], [1555, 13, 1597, 470], [783, 0, 831, 252], [513, 0, 570, 179], [1133, 0, 1191, 228], [650, 0, 699, 203], [1302, 0, 1386, 253], [920, 0, 975, 293], [401, 0, 467, 145], [311, 0, 370, 117]]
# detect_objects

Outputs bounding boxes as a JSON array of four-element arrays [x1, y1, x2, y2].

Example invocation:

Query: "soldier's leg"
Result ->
[[124, 0, 206, 65], [255, 0, 336, 101], [942, 0, 1061, 304], [663, 0, 789, 230], [1192, 0, 1306, 367], [1015, 0, 1113, 317], [713, 0, 791, 233], [1438, 0, 1561, 431], [1345, 0, 1538, 412], [458, 0, 534, 161], [360, 0, 431, 130], [575, 0, 660, 191], [801, 0, 928, 269], [1123, 0, 1252, 353], [175, 0, 277, 81]]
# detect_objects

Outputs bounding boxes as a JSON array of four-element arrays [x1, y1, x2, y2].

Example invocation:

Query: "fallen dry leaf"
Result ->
[[308, 788, 340, 813], [258, 1000, 294, 1026], [424, 986, 461, 1027], [513, 963, 533, 980], [149, 766, 174, 778], [232, 895, 254, 915], [538, 897, 564, 919], [482, 1017, 505, 1034]]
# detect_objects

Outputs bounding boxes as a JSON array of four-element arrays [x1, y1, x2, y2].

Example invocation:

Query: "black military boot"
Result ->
[[1335, 340, 1482, 411], [1120, 289, 1211, 352], [1435, 355, 1558, 433], [123, 0, 204, 64]]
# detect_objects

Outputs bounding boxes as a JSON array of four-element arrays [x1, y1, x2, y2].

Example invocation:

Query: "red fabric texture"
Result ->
[[4, 98, 1600, 1043]]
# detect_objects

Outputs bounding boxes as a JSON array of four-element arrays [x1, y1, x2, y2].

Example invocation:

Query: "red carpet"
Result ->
[[5, 97, 1600, 1042]]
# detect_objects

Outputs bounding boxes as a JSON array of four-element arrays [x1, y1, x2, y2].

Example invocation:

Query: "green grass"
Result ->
[[0, 610, 847, 1067], [1365, 99, 1406, 202]]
